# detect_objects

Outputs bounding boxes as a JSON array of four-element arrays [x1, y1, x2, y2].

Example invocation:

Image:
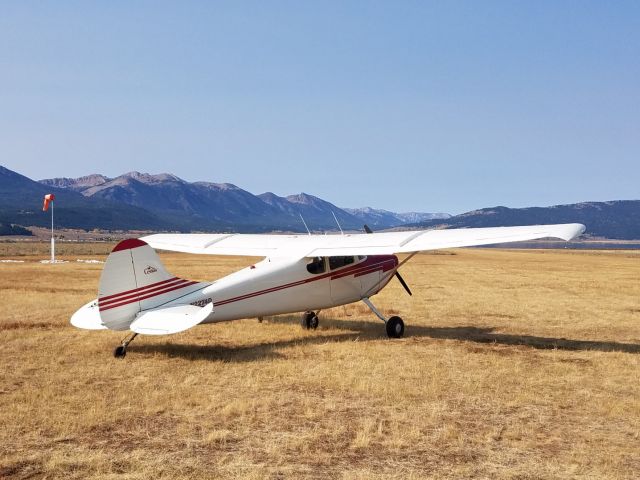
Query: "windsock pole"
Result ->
[[43, 193, 56, 263], [50, 200, 55, 263]]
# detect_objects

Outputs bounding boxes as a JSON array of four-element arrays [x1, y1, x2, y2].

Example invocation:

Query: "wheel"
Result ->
[[301, 311, 313, 329], [113, 345, 127, 358], [386, 316, 404, 338], [301, 311, 318, 330]]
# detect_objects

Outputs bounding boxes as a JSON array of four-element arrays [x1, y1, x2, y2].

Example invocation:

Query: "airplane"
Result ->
[[71, 223, 585, 358]]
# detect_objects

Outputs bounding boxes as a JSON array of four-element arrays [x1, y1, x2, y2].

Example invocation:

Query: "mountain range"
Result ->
[[413, 202, 640, 240], [0, 165, 447, 233], [0, 166, 172, 233], [2, 165, 639, 239]]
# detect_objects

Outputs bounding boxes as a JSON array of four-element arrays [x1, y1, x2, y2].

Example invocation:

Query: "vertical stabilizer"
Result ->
[[98, 239, 202, 330]]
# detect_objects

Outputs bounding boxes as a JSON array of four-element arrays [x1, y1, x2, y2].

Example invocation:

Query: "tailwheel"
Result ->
[[113, 345, 127, 358], [113, 332, 138, 358], [386, 316, 405, 339], [301, 311, 319, 330]]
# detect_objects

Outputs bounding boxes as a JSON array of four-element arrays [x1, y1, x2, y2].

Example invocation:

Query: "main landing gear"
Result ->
[[301, 311, 320, 330], [113, 332, 138, 358], [362, 297, 405, 338]]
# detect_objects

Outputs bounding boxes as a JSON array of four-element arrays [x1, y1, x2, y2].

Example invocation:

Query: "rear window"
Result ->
[[329, 256, 355, 270], [306, 257, 326, 274]]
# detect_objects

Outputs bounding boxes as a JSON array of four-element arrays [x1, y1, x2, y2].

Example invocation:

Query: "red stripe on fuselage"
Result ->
[[213, 255, 398, 308], [331, 258, 396, 280]]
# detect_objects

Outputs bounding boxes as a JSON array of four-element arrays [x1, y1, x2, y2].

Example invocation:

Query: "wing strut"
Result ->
[[364, 225, 412, 296], [299, 214, 311, 235]]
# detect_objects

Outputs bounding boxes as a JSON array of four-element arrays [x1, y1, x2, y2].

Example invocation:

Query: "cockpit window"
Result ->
[[329, 256, 355, 270], [306, 256, 326, 274]]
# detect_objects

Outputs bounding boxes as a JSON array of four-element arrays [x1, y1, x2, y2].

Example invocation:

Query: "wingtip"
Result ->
[[565, 223, 586, 241]]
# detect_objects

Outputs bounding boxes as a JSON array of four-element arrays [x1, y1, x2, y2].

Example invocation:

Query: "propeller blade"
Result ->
[[395, 271, 413, 296], [364, 224, 412, 295]]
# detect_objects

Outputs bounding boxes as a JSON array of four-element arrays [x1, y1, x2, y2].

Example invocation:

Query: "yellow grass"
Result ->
[[1, 244, 639, 479]]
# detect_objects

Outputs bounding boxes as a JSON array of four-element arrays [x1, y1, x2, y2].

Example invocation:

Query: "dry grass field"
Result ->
[[1, 243, 639, 479]]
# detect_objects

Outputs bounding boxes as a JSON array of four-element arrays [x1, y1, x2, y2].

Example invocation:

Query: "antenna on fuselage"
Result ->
[[299, 214, 311, 235], [331, 211, 344, 235]]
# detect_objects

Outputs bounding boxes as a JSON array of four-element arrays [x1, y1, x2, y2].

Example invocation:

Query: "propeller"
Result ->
[[363, 224, 412, 296]]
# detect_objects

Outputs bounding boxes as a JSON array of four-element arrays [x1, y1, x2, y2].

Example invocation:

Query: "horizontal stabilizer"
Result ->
[[70, 299, 108, 330], [129, 303, 213, 335]]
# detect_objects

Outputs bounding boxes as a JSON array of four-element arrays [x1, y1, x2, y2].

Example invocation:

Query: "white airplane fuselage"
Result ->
[[166, 254, 399, 324]]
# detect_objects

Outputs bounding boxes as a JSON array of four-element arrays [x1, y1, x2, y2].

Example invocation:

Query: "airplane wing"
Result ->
[[141, 223, 585, 257]]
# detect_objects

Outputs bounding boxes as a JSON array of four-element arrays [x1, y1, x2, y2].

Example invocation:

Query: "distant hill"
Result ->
[[40, 171, 361, 231], [344, 207, 450, 229], [0, 166, 173, 231], [413, 202, 640, 240], [38, 169, 443, 232], [42, 171, 291, 230], [0, 222, 32, 236], [259, 192, 364, 230], [0, 165, 445, 233], [10, 165, 637, 239], [41, 173, 111, 191]]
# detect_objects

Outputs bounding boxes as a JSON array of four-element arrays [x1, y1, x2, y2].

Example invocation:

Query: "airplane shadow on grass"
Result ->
[[129, 332, 360, 362], [130, 315, 640, 361], [321, 317, 640, 354]]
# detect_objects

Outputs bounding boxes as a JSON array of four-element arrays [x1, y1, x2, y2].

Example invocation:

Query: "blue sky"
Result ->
[[1, 1, 638, 214]]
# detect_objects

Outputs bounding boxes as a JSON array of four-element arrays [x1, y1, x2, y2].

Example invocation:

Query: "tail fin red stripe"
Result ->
[[99, 281, 199, 312], [99, 278, 189, 307], [99, 277, 180, 302]]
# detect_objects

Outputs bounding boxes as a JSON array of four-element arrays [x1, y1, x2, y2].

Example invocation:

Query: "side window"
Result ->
[[329, 256, 355, 270], [306, 257, 326, 274]]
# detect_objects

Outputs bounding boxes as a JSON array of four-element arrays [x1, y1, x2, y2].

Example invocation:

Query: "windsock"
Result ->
[[43, 193, 55, 211]]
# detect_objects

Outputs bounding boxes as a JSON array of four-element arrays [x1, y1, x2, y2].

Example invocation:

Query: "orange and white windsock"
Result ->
[[42, 193, 55, 211]]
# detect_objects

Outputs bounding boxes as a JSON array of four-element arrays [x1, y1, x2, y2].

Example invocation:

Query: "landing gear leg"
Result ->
[[301, 311, 319, 330], [362, 297, 404, 338], [113, 332, 138, 358]]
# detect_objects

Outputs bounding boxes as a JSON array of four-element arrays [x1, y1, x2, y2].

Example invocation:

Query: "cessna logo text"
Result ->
[[144, 266, 158, 275]]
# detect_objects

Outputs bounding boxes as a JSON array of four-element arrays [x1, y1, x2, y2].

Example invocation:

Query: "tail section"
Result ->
[[98, 238, 203, 330]]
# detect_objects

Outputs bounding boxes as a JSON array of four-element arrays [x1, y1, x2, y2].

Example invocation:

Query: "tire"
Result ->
[[113, 345, 127, 358], [309, 314, 319, 330], [301, 311, 315, 329], [386, 316, 404, 338]]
